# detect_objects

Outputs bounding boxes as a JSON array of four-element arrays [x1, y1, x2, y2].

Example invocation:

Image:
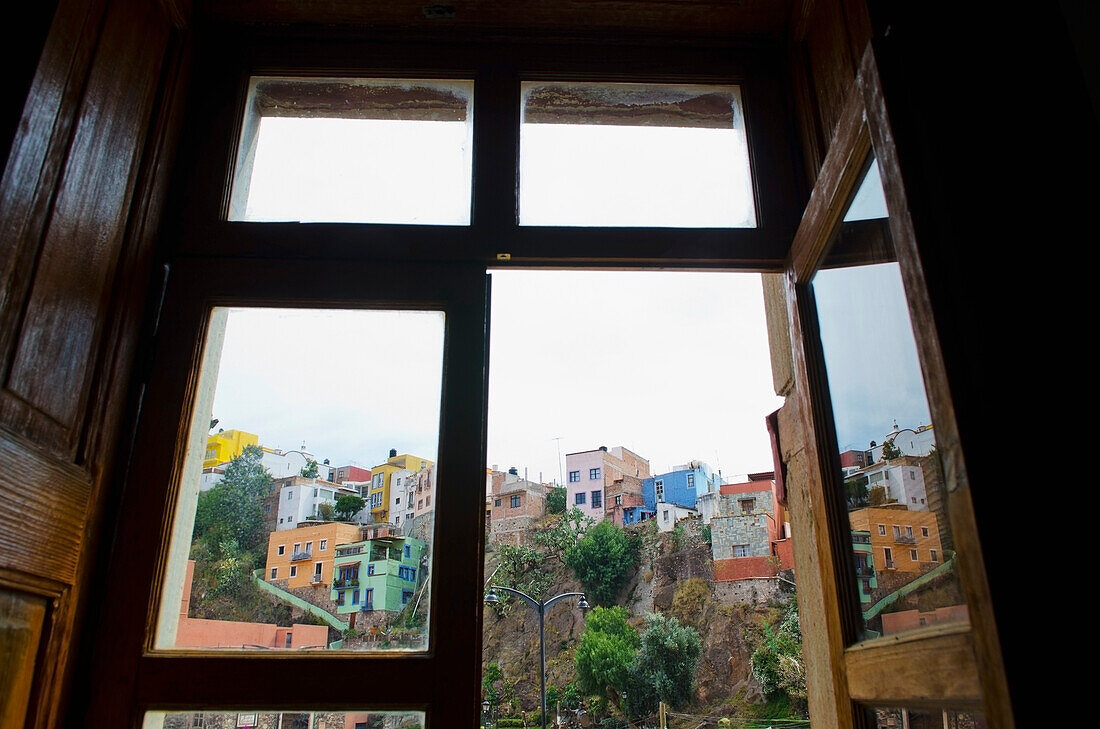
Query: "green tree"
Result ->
[[845, 474, 869, 509], [300, 458, 319, 478], [534, 507, 594, 564], [880, 439, 902, 461], [545, 486, 566, 515], [482, 662, 504, 716], [334, 494, 366, 521], [868, 484, 887, 506], [192, 444, 273, 554], [316, 502, 335, 521], [750, 600, 807, 710], [625, 613, 701, 715], [574, 606, 639, 698], [564, 520, 638, 605]]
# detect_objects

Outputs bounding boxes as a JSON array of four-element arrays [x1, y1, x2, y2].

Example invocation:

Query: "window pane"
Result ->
[[866, 707, 987, 729], [811, 155, 968, 640], [144, 710, 426, 729], [154, 308, 443, 652], [483, 271, 797, 726], [519, 82, 756, 227], [229, 77, 473, 224]]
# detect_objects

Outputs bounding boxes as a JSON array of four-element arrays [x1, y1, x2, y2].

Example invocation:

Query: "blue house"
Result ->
[[642, 460, 724, 511]]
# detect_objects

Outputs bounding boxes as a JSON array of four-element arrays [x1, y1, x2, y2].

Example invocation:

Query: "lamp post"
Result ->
[[482, 699, 490, 728], [485, 586, 590, 729]]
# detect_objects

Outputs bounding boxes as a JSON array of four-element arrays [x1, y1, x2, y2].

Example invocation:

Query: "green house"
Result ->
[[851, 529, 878, 604], [331, 532, 425, 615]]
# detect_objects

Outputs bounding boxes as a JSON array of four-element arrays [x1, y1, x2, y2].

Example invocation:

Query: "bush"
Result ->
[[565, 521, 638, 605]]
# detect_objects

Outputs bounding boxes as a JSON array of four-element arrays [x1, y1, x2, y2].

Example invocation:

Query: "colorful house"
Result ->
[[265, 522, 362, 590], [565, 445, 650, 523], [851, 530, 878, 603], [202, 429, 258, 469], [641, 459, 724, 513], [711, 474, 794, 582], [848, 505, 944, 575], [368, 449, 433, 522], [331, 530, 425, 622]]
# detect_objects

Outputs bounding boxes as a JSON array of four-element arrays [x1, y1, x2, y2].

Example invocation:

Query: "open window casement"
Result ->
[[782, 44, 1012, 728]]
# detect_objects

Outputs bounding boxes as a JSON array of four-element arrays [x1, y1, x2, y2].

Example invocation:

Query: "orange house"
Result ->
[[848, 505, 944, 574], [265, 522, 362, 589]]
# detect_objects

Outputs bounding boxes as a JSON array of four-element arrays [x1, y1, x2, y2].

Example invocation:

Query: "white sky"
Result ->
[[210, 110, 926, 480]]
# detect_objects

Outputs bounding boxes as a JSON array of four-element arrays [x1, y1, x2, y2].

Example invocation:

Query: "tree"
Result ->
[[534, 506, 594, 564], [192, 444, 273, 554], [299, 459, 319, 478], [564, 519, 638, 605], [750, 600, 807, 710], [482, 662, 504, 717], [845, 474, 869, 509], [545, 486, 566, 515], [334, 494, 366, 521], [316, 502, 334, 521], [626, 613, 701, 715], [868, 484, 887, 506], [574, 606, 639, 698], [880, 439, 902, 461]]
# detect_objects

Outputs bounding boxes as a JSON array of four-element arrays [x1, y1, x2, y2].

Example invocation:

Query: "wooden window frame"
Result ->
[[784, 42, 1012, 727]]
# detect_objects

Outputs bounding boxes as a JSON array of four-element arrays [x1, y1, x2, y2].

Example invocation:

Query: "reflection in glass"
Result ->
[[519, 82, 756, 227], [811, 155, 967, 640], [228, 77, 474, 224], [154, 308, 443, 653], [868, 707, 987, 729], [144, 710, 426, 729]]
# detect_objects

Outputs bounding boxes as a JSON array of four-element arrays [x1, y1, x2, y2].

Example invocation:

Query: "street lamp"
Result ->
[[485, 586, 590, 729], [481, 699, 490, 728]]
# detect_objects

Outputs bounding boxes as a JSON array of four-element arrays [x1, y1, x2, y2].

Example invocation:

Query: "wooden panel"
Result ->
[[846, 627, 982, 709], [1, 0, 169, 450], [803, 0, 858, 144], [0, 432, 90, 583], [0, 588, 48, 729]]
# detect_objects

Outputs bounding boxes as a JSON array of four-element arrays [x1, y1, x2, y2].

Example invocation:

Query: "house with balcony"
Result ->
[[274, 476, 366, 530], [368, 449, 434, 522], [330, 530, 426, 628], [265, 522, 362, 591], [710, 475, 793, 582], [851, 530, 878, 604], [848, 506, 944, 591]]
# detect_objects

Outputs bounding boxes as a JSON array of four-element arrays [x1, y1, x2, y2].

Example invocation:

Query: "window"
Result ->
[[289, 566, 297, 578], [909, 549, 918, 561], [883, 547, 894, 568], [314, 562, 322, 576], [270, 568, 277, 579], [277, 545, 285, 555], [686, 473, 695, 488], [352, 589, 360, 605], [739, 498, 755, 514], [589, 467, 601, 480], [733, 544, 750, 557], [575, 492, 586, 505], [662, 510, 669, 521], [402, 590, 414, 605], [293, 543, 300, 553], [930, 549, 938, 562], [336, 590, 345, 606], [305, 541, 312, 552], [655, 481, 664, 501], [404, 544, 411, 558], [320, 539, 327, 550], [425, 496, 431, 506], [921, 527, 929, 538], [568, 470, 580, 482], [614, 494, 622, 506], [877, 524, 886, 536], [395, 515, 400, 524], [590, 490, 601, 508], [367, 564, 375, 576], [510, 494, 521, 508]]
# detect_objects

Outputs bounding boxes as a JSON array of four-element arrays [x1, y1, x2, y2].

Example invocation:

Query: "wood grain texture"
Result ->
[[846, 627, 982, 709], [0, 431, 90, 583], [3, 0, 168, 447], [0, 588, 48, 729]]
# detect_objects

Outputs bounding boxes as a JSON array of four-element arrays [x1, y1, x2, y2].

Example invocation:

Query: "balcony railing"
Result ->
[[854, 565, 875, 577], [291, 550, 313, 561], [892, 534, 917, 544]]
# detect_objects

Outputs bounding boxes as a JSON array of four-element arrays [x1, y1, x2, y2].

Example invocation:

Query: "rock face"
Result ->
[[480, 516, 794, 720]]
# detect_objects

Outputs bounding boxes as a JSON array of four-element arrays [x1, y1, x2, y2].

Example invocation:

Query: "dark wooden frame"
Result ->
[[784, 42, 1012, 727]]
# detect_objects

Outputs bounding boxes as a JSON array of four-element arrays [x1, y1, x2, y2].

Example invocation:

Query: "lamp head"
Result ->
[[578, 594, 591, 611], [484, 588, 500, 605]]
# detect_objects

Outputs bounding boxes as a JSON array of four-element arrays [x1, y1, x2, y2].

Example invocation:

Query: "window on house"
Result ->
[[739, 498, 755, 514], [877, 524, 885, 536], [404, 545, 411, 558], [614, 494, 622, 506], [320, 539, 327, 550], [921, 527, 929, 538], [277, 545, 285, 555], [575, 492, 585, 505], [655, 481, 664, 501], [662, 510, 669, 521], [909, 549, 918, 561], [568, 470, 580, 482], [510, 494, 521, 508], [883, 547, 894, 568], [270, 568, 277, 579], [686, 473, 695, 488], [930, 549, 938, 562], [352, 589, 360, 605], [590, 490, 602, 508], [733, 544, 750, 557], [314, 562, 322, 576], [289, 566, 297, 578], [589, 468, 601, 480]]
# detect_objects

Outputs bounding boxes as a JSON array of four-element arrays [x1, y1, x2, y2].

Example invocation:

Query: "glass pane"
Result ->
[[867, 707, 987, 729], [229, 77, 473, 224], [483, 271, 800, 728], [811, 155, 968, 640], [144, 710, 425, 729], [154, 308, 443, 652], [519, 82, 756, 227]]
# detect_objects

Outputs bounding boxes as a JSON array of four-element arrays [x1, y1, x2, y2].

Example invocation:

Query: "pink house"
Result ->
[[565, 445, 650, 522]]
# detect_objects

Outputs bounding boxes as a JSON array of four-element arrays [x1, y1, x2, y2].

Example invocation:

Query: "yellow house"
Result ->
[[368, 451, 433, 521], [203, 429, 259, 469], [265, 522, 362, 590]]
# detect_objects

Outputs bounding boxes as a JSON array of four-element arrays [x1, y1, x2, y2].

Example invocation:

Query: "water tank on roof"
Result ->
[[390, 448, 398, 458]]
